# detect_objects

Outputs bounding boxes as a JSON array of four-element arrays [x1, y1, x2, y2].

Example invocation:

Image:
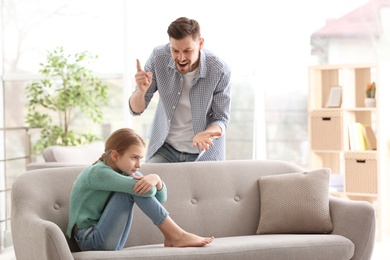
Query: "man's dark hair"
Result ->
[[167, 17, 201, 41]]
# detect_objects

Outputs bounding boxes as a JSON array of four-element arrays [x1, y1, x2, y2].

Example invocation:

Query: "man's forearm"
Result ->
[[129, 90, 147, 114]]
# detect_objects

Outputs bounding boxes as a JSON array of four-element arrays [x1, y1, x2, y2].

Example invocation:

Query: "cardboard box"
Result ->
[[311, 110, 343, 150], [345, 152, 377, 194]]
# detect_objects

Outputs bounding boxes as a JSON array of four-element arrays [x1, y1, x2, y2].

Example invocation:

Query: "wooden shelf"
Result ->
[[308, 62, 390, 241]]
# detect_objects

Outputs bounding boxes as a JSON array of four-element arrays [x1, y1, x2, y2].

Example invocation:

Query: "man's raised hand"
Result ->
[[135, 59, 153, 93]]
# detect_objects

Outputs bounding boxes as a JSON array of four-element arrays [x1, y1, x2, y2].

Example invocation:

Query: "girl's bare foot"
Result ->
[[158, 216, 214, 247], [164, 232, 214, 247], [164, 240, 173, 247]]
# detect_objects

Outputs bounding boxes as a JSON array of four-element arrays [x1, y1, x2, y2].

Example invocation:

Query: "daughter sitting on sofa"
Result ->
[[66, 128, 214, 251]]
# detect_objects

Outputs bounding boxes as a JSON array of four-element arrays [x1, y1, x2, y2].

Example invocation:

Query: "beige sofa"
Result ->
[[11, 160, 375, 260]]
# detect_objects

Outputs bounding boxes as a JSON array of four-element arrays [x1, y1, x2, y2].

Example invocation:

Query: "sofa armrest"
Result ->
[[11, 170, 79, 260], [329, 196, 375, 260], [12, 213, 74, 260]]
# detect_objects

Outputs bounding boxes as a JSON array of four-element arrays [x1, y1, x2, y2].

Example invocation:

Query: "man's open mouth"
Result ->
[[177, 61, 189, 68]]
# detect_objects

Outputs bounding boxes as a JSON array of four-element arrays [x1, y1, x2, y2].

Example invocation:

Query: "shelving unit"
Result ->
[[308, 63, 390, 241]]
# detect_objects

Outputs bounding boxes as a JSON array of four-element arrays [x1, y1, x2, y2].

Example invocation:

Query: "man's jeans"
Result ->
[[74, 192, 168, 251], [147, 142, 199, 163]]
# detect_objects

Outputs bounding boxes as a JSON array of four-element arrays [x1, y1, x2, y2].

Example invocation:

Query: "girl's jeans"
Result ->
[[74, 192, 169, 251]]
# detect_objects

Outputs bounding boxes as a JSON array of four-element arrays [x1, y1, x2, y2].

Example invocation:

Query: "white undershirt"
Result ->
[[166, 69, 199, 154]]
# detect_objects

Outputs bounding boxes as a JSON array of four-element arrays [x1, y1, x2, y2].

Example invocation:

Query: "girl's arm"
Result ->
[[133, 174, 162, 193], [133, 174, 167, 203], [88, 165, 156, 197]]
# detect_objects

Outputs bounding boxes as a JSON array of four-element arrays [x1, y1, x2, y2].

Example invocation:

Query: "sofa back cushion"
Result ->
[[12, 160, 303, 250], [43, 142, 104, 164]]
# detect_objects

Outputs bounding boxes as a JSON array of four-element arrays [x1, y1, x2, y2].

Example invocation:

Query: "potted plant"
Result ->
[[365, 82, 376, 107], [25, 46, 109, 154]]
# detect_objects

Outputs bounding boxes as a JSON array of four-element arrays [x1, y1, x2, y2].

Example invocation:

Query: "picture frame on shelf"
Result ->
[[326, 86, 342, 108]]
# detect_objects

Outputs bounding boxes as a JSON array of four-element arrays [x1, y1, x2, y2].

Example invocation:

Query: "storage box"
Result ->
[[310, 110, 343, 150], [345, 152, 377, 194]]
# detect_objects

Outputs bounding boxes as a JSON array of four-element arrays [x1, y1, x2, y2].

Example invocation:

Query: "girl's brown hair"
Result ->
[[94, 128, 145, 165]]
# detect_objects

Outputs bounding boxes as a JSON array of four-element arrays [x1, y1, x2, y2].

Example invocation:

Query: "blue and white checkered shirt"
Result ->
[[130, 43, 232, 161]]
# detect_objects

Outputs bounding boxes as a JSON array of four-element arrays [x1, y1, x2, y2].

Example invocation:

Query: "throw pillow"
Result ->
[[256, 168, 333, 234]]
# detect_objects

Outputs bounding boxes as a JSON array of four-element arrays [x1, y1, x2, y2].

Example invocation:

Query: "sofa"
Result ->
[[26, 142, 104, 171], [11, 160, 375, 260]]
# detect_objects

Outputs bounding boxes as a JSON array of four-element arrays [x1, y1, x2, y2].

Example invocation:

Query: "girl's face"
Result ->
[[111, 144, 145, 176]]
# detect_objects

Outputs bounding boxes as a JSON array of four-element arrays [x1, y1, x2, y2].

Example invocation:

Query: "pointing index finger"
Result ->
[[136, 59, 142, 72]]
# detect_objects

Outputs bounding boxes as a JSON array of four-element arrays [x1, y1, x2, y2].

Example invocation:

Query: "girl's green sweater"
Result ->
[[66, 161, 167, 238]]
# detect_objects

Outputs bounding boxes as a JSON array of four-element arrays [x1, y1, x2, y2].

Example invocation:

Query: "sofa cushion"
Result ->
[[72, 235, 354, 260], [43, 142, 104, 164], [256, 168, 333, 234]]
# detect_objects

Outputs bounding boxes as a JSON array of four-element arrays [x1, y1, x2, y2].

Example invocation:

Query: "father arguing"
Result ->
[[129, 17, 232, 163]]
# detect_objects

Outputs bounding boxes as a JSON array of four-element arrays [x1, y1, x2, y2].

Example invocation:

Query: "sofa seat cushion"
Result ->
[[72, 234, 354, 260]]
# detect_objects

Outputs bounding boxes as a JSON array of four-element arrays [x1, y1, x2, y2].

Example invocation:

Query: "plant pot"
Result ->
[[364, 98, 376, 108]]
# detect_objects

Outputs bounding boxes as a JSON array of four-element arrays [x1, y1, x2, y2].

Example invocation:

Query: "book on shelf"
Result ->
[[362, 125, 377, 150], [348, 122, 377, 151], [348, 123, 365, 151]]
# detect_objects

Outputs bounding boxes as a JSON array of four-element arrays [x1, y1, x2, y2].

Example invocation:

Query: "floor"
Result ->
[[1, 241, 390, 259]]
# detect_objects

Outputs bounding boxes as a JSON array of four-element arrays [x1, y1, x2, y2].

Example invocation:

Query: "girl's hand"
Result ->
[[133, 174, 162, 194]]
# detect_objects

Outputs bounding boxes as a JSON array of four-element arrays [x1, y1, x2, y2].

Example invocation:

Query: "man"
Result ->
[[129, 17, 232, 163]]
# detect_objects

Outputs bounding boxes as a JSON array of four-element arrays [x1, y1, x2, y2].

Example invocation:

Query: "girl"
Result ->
[[66, 128, 214, 251]]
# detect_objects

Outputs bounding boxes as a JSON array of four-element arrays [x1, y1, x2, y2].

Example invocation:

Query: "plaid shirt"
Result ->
[[130, 43, 232, 161]]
